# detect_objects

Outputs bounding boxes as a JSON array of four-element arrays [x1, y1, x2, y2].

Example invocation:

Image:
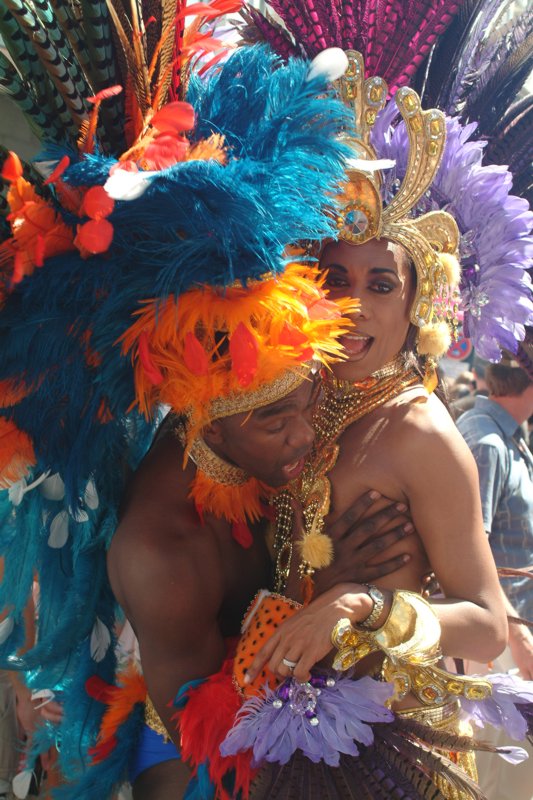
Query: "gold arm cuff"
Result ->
[[373, 590, 442, 664]]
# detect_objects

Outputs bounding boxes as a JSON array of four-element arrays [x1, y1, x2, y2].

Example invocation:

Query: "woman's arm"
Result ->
[[396, 404, 508, 662]]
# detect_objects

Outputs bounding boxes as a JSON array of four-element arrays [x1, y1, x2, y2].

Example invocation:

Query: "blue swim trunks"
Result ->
[[129, 723, 181, 784]]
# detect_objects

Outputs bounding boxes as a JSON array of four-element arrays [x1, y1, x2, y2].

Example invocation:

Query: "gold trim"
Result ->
[[188, 435, 248, 486], [144, 695, 170, 742], [208, 363, 313, 421], [397, 698, 460, 728]]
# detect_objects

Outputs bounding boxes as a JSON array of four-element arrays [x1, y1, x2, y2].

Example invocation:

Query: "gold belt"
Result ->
[[144, 695, 171, 742]]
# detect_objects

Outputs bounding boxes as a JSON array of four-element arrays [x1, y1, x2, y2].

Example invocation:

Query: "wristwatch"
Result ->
[[359, 584, 385, 629]]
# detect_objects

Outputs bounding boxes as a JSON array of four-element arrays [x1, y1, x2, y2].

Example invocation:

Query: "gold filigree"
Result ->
[[332, 51, 460, 332], [208, 364, 313, 421]]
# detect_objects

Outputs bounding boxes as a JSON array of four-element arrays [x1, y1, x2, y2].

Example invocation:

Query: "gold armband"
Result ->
[[329, 591, 492, 708]]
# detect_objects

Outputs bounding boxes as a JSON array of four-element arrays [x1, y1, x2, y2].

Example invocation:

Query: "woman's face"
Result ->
[[320, 238, 414, 381]]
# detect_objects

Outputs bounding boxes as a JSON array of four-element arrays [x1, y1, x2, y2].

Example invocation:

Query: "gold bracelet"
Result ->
[[330, 617, 380, 671]]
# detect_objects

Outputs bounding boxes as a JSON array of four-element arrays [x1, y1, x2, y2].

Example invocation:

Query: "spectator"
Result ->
[[457, 348, 533, 800], [451, 354, 489, 419]]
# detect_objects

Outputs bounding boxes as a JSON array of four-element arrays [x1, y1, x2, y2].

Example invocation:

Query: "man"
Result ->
[[452, 354, 490, 420], [107, 267, 423, 800], [457, 348, 533, 800]]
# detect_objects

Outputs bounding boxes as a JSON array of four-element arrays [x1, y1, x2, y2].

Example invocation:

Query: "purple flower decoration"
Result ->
[[461, 672, 533, 748], [371, 106, 533, 361], [220, 674, 394, 768]]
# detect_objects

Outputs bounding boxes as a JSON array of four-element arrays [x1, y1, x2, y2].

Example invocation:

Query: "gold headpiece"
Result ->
[[332, 52, 461, 385]]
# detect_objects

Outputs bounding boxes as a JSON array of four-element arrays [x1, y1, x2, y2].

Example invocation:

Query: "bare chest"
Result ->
[[327, 413, 408, 519]]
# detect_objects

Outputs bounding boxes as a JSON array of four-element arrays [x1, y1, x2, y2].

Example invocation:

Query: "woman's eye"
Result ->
[[324, 276, 349, 289], [370, 281, 394, 293]]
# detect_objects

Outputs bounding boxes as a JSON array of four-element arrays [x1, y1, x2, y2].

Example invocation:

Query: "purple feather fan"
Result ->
[[220, 673, 394, 768]]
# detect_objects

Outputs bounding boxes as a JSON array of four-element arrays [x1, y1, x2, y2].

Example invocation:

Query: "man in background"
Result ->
[[457, 348, 533, 800]]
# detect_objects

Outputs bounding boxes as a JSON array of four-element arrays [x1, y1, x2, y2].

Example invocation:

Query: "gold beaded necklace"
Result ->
[[273, 354, 420, 594]]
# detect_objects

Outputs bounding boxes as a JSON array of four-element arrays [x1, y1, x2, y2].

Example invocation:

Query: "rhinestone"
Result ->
[[344, 209, 368, 235], [326, 678, 336, 688], [309, 716, 320, 726], [272, 699, 283, 709]]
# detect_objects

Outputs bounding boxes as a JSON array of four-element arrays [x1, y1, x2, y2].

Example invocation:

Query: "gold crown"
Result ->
[[333, 51, 460, 338]]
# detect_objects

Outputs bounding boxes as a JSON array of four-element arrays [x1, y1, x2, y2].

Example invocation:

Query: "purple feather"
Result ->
[[461, 672, 533, 743], [372, 108, 533, 359], [220, 674, 394, 768]]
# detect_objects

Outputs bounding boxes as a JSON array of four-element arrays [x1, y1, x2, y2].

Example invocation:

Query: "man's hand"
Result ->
[[508, 623, 533, 680], [309, 491, 414, 596]]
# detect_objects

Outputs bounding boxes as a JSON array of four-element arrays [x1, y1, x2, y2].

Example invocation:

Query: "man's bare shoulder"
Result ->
[[108, 424, 225, 624]]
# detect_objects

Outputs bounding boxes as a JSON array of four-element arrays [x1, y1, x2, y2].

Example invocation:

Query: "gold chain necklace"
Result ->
[[273, 355, 420, 593]]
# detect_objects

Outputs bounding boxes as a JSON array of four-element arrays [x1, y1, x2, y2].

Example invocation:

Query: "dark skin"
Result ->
[[107, 379, 421, 800]]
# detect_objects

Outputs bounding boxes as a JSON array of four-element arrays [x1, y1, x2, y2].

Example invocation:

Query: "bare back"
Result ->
[[107, 422, 271, 747]]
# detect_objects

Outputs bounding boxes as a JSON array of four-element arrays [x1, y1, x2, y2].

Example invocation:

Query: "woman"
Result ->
[[210, 54, 532, 800]]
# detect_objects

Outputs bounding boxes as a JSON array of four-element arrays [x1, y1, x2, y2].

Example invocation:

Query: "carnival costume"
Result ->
[[152, 5, 533, 799], [0, 3, 532, 800], [0, 1, 368, 796]]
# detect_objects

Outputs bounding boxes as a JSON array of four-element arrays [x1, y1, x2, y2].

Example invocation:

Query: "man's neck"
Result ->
[[488, 393, 531, 426]]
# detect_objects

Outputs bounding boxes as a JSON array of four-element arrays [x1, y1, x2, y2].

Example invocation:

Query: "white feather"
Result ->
[[346, 157, 396, 172], [48, 510, 70, 548], [104, 169, 155, 201], [84, 479, 99, 510], [8, 479, 26, 507], [12, 769, 33, 799], [69, 507, 89, 523], [0, 616, 14, 644], [306, 48, 348, 83], [90, 617, 111, 662], [40, 473, 65, 501]]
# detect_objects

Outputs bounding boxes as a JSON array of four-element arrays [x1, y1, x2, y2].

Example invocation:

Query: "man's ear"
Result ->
[[203, 419, 225, 447]]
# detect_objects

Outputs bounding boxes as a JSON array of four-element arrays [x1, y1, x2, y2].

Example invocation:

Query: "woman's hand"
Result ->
[[245, 584, 374, 684]]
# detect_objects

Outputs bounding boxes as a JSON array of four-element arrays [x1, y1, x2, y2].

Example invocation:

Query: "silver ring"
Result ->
[[282, 657, 298, 669]]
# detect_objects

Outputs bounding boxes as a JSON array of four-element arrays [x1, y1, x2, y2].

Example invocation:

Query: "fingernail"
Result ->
[[403, 522, 414, 533], [396, 503, 407, 512], [369, 490, 381, 500], [244, 674, 251, 684]]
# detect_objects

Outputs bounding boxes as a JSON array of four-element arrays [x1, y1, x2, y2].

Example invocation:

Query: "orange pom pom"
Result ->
[[76, 218, 114, 254]]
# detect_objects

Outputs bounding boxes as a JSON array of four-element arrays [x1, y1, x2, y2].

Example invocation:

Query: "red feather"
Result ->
[[231, 520, 253, 548], [279, 322, 308, 348], [183, 331, 209, 376], [230, 323, 258, 387], [85, 675, 115, 704], [43, 155, 70, 186], [1, 151, 23, 182], [138, 331, 164, 386], [151, 101, 196, 133], [176, 660, 256, 800]]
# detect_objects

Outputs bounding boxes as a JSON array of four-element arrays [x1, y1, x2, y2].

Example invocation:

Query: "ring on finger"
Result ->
[[282, 657, 298, 669]]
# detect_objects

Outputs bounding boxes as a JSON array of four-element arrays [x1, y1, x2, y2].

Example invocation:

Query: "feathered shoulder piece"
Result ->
[[0, 5, 355, 795]]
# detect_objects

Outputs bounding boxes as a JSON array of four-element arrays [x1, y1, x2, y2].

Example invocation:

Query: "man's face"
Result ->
[[207, 375, 320, 487]]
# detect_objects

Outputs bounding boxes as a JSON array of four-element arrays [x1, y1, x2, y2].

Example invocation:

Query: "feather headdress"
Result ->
[[0, 2, 356, 795], [243, 0, 533, 368]]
